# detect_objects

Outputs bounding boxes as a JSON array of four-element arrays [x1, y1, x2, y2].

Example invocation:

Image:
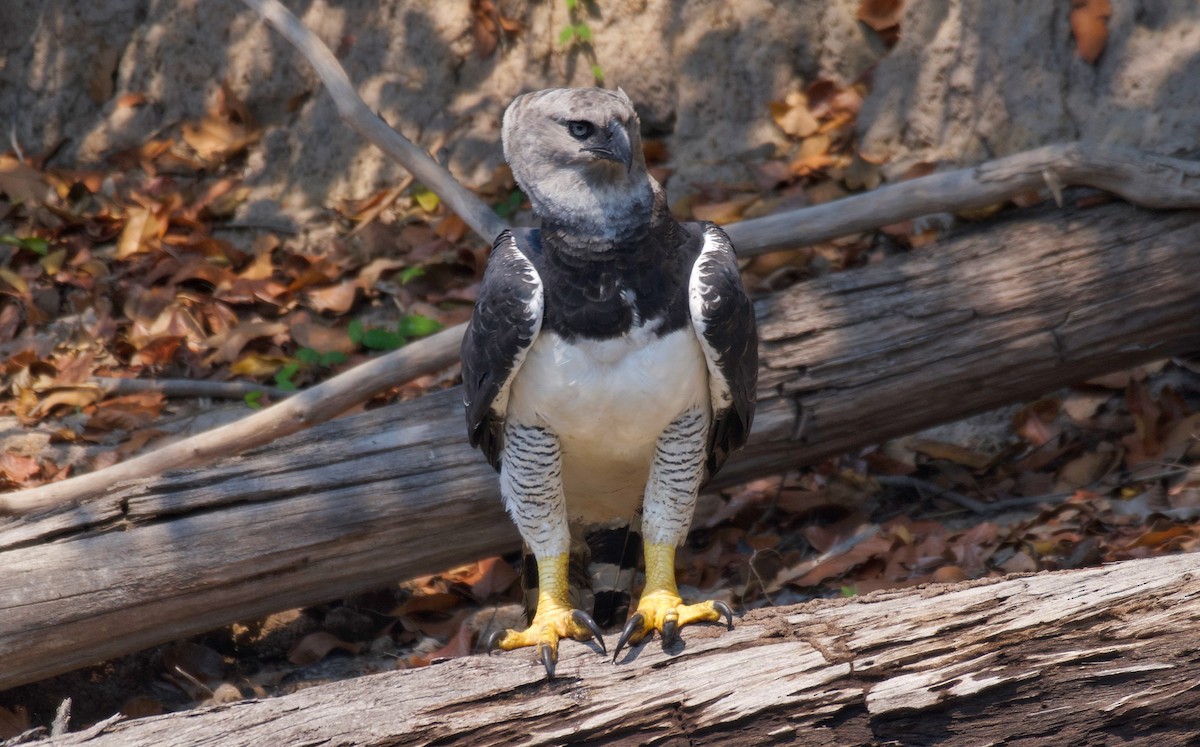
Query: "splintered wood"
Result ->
[[37, 551, 1200, 745]]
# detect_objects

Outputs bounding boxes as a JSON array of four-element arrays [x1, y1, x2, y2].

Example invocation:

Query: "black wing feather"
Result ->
[[461, 230, 544, 471], [689, 224, 758, 477]]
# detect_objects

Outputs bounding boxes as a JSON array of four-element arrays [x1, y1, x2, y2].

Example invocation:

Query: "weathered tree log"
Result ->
[[2, 201, 1200, 692], [37, 550, 1200, 746]]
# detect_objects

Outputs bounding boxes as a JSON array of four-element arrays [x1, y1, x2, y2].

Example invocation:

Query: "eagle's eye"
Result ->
[[566, 121, 595, 140]]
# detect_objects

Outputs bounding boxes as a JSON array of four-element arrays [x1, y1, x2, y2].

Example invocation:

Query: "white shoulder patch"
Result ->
[[688, 226, 735, 412], [489, 237, 544, 417]]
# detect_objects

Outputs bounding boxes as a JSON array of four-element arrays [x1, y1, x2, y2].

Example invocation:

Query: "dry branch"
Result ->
[[238, 0, 509, 244], [3, 201, 1200, 692], [90, 377, 285, 399], [37, 550, 1200, 746]]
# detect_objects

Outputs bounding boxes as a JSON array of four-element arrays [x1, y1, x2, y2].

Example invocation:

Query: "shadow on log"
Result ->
[[2, 201, 1200, 692], [37, 550, 1200, 745]]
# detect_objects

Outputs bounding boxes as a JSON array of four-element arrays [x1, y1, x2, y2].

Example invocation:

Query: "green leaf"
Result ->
[[399, 265, 425, 285], [565, 0, 577, 10], [319, 350, 349, 366], [840, 585, 857, 598], [412, 186, 440, 213], [244, 390, 264, 409], [397, 314, 443, 338], [274, 362, 300, 391], [494, 189, 524, 219], [362, 328, 406, 350], [295, 347, 321, 365], [0, 234, 48, 256], [558, 26, 574, 44], [591, 63, 605, 83], [347, 319, 364, 345], [575, 23, 592, 42]]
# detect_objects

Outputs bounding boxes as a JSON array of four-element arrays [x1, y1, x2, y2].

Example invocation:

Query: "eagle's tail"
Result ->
[[520, 523, 642, 630]]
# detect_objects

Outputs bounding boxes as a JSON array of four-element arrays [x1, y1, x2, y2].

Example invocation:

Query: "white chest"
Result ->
[[507, 325, 710, 455]]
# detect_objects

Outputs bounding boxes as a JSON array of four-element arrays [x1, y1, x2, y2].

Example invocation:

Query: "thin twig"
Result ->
[[239, 0, 508, 244], [91, 377, 287, 400], [876, 475, 993, 515], [766, 524, 881, 593]]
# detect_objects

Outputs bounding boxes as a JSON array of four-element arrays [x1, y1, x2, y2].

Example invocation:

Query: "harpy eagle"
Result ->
[[461, 87, 757, 677]]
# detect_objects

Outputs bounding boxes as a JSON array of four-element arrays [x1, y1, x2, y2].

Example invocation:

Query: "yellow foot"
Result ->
[[612, 591, 733, 661], [486, 605, 605, 678]]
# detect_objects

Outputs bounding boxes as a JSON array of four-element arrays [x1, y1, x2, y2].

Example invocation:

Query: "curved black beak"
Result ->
[[583, 121, 634, 173]]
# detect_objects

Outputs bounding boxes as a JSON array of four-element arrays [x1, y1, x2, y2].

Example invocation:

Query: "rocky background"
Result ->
[[5, 0, 1196, 228]]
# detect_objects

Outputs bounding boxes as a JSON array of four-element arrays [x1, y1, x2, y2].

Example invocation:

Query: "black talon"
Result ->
[[485, 630, 506, 655], [714, 600, 734, 630], [612, 612, 645, 662], [539, 642, 557, 679], [661, 618, 678, 646], [572, 609, 607, 654]]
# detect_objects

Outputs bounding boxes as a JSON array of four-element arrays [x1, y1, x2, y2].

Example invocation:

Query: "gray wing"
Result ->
[[461, 230, 545, 471], [688, 223, 758, 476]]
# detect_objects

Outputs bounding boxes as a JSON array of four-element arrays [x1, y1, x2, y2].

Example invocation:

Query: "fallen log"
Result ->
[[2, 201, 1200, 692], [36, 550, 1200, 746]]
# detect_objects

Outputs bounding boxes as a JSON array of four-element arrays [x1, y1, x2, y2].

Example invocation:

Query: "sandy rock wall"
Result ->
[[860, 0, 1200, 176], [1, 0, 873, 223], [6, 0, 1198, 222]]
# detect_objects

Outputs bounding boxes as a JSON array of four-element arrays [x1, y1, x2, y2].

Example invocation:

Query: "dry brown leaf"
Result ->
[[304, 281, 360, 314], [0, 155, 48, 205], [1163, 413, 1200, 459], [1055, 450, 1114, 492], [32, 386, 105, 416], [119, 696, 163, 719], [857, 0, 903, 31], [909, 439, 995, 471], [463, 556, 520, 601], [1013, 399, 1062, 447], [1070, 0, 1111, 64], [0, 451, 41, 484], [0, 705, 30, 740], [117, 92, 148, 108], [162, 641, 225, 681], [470, 0, 521, 58], [207, 320, 288, 364], [1061, 390, 1113, 423], [843, 152, 883, 190], [289, 314, 358, 355], [406, 623, 475, 668], [434, 214, 469, 243], [181, 85, 260, 164], [769, 91, 820, 138], [691, 194, 758, 224], [393, 591, 463, 618], [131, 336, 183, 368], [230, 352, 290, 378], [287, 631, 361, 666], [87, 392, 166, 433], [116, 206, 164, 259], [789, 133, 834, 176]]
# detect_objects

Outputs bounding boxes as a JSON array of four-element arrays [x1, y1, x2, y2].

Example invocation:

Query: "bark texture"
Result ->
[[2, 201, 1200, 692], [38, 551, 1200, 746]]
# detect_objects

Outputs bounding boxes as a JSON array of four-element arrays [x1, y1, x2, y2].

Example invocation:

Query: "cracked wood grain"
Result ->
[[1, 201, 1198, 693], [35, 551, 1200, 746]]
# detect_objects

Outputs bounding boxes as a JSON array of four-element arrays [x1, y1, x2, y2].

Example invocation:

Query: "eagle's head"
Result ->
[[502, 87, 656, 240]]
